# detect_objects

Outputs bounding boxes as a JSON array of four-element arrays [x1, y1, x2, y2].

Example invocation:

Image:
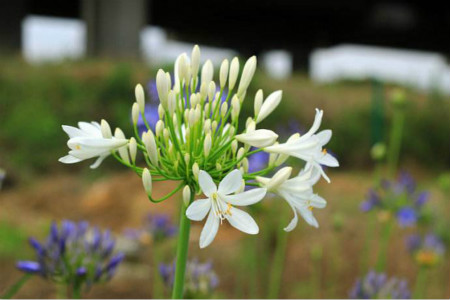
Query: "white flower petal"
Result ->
[[236, 129, 278, 148], [226, 207, 259, 234], [224, 188, 266, 206], [303, 109, 323, 138], [62, 125, 86, 138], [89, 155, 107, 169], [58, 155, 82, 164], [199, 211, 219, 248], [284, 202, 299, 232], [310, 194, 327, 208], [298, 207, 319, 228], [318, 153, 339, 167], [316, 130, 332, 146], [198, 170, 217, 197], [218, 169, 242, 195], [186, 198, 211, 221]]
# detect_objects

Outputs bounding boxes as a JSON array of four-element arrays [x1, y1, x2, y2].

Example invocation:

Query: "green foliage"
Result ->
[[0, 221, 29, 259]]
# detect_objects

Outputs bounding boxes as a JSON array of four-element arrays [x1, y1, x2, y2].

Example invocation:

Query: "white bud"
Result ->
[[189, 108, 196, 127], [204, 133, 212, 157], [158, 104, 165, 119], [216, 162, 222, 171], [156, 69, 169, 108], [201, 60, 214, 86], [236, 179, 245, 194], [200, 82, 208, 99], [208, 81, 216, 102], [275, 133, 300, 166], [268, 149, 277, 166], [163, 128, 170, 143], [237, 147, 245, 160], [257, 90, 282, 123], [242, 157, 249, 173], [166, 72, 172, 91], [246, 120, 256, 133], [142, 168, 152, 196], [185, 127, 191, 141], [219, 59, 229, 88], [168, 91, 176, 115], [192, 163, 199, 181], [235, 129, 278, 148], [238, 56, 257, 97], [204, 119, 211, 133], [191, 45, 201, 78], [100, 119, 112, 138], [177, 54, 188, 84], [114, 128, 129, 164], [184, 109, 189, 124], [143, 129, 158, 166], [231, 95, 240, 120], [228, 125, 235, 137], [229, 57, 240, 90], [257, 167, 292, 191], [254, 89, 263, 117], [195, 104, 201, 122], [155, 120, 164, 137], [204, 103, 210, 116], [190, 93, 199, 107], [173, 114, 178, 129], [129, 137, 137, 164], [135, 84, 145, 113], [220, 102, 228, 118], [212, 121, 218, 132], [132, 102, 140, 125], [184, 153, 190, 164], [183, 185, 192, 207], [231, 140, 238, 154]]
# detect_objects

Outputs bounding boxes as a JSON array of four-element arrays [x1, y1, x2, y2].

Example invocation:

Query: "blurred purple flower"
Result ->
[[124, 213, 177, 244], [360, 189, 381, 212], [159, 258, 218, 297], [248, 151, 269, 173], [405, 232, 445, 267], [396, 207, 417, 228], [16, 220, 124, 289], [349, 270, 410, 299]]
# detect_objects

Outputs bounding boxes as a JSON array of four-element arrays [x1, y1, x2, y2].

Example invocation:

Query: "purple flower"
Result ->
[[159, 259, 219, 297], [349, 270, 410, 299], [125, 213, 177, 243], [248, 151, 269, 173], [16, 220, 124, 290], [396, 207, 417, 227], [405, 232, 445, 267], [360, 189, 381, 212]]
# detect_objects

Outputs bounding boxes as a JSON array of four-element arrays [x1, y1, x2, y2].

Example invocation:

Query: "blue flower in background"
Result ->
[[349, 270, 410, 299], [360, 189, 381, 212], [159, 258, 218, 297], [16, 220, 124, 290], [405, 232, 445, 267], [396, 207, 417, 227], [248, 151, 269, 173], [124, 213, 177, 244]]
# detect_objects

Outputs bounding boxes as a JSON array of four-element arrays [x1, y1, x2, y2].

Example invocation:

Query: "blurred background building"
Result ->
[[1, 0, 449, 91]]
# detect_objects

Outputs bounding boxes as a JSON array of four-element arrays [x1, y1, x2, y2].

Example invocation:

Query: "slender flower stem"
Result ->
[[267, 217, 289, 299], [387, 106, 405, 177], [72, 283, 81, 299], [375, 221, 393, 272], [0, 274, 31, 299], [171, 189, 193, 299], [413, 266, 428, 299], [361, 213, 376, 273]]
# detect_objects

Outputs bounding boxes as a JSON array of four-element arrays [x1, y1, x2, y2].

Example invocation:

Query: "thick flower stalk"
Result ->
[[59, 45, 339, 298], [16, 220, 124, 298]]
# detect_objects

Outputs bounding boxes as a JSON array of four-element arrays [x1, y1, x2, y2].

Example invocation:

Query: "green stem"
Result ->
[[413, 266, 427, 299], [171, 189, 193, 299], [1, 274, 31, 299], [267, 221, 289, 299], [72, 284, 82, 299], [375, 221, 393, 272], [387, 107, 405, 177]]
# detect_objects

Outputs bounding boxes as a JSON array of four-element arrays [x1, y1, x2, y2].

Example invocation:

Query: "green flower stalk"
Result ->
[[59, 45, 339, 298]]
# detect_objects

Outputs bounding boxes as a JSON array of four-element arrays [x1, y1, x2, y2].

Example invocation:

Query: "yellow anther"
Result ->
[[308, 206, 314, 211], [322, 148, 327, 155], [226, 203, 233, 215], [76, 145, 81, 150]]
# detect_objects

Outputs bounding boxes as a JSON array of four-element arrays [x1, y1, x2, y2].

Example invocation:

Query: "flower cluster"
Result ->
[[159, 259, 218, 297], [360, 172, 429, 227], [124, 213, 177, 243], [59, 45, 338, 248], [349, 270, 410, 299], [16, 220, 124, 290], [405, 233, 446, 267]]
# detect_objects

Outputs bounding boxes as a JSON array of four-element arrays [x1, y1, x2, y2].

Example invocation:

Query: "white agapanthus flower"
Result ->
[[59, 121, 128, 169], [257, 165, 325, 230], [264, 108, 339, 182], [186, 170, 266, 248]]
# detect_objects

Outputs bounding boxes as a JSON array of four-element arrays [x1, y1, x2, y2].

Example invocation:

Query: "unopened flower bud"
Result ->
[[231, 95, 240, 120], [219, 59, 229, 88], [229, 57, 239, 90], [156, 69, 169, 108], [204, 119, 211, 133], [237, 147, 245, 161], [101, 119, 112, 138], [371, 142, 386, 161], [236, 129, 278, 148], [242, 158, 249, 172], [158, 104, 165, 119], [246, 120, 256, 133], [200, 82, 208, 99], [215, 162, 222, 171], [259, 167, 292, 191], [191, 45, 201, 78], [114, 128, 129, 163], [184, 153, 190, 165], [257, 90, 282, 123], [155, 120, 164, 137], [142, 168, 152, 196], [192, 163, 199, 180], [204, 133, 212, 157], [163, 128, 170, 143], [201, 60, 213, 86], [220, 102, 228, 118], [212, 121, 218, 132], [144, 130, 158, 166], [208, 81, 216, 102], [129, 137, 137, 164], [132, 102, 140, 125], [231, 140, 238, 154], [168, 90, 176, 115], [135, 84, 145, 113], [183, 185, 192, 207], [238, 56, 257, 97], [254, 89, 263, 117]]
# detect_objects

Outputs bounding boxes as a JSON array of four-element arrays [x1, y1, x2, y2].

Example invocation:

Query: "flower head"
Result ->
[[159, 259, 218, 297], [59, 121, 128, 169], [16, 220, 124, 290], [349, 270, 410, 299], [405, 233, 446, 267]]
